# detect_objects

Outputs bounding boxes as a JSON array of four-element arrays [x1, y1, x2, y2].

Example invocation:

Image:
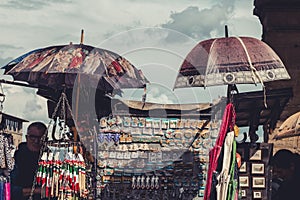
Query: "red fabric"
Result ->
[[112, 60, 123, 73], [203, 103, 235, 200], [69, 50, 84, 68]]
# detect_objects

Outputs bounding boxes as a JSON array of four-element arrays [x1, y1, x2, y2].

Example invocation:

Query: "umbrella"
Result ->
[[273, 111, 300, 140], [173, 26, 291, 200], [1, 33, 149, 142], [173, 36, 290, 89], [1, 43, 148, 92]]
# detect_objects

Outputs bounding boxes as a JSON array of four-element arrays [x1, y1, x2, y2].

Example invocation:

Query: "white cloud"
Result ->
[[161, 0, 237, 40], [2, 85, 49, 123], [0, 0, 262, 124]]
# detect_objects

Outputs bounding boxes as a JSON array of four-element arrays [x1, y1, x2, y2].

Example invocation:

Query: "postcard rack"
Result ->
[[237, 143, 273, 200]]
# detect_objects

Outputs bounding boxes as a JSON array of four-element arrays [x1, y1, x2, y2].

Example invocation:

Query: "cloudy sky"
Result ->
[[0, 0, 262, 127]]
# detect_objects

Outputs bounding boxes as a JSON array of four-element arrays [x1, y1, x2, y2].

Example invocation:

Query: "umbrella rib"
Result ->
[[235, 37, 267, 107], [205, 38, 218, 88]]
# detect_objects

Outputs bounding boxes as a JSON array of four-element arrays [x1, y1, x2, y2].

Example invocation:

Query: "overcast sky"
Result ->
[[0, 0, 262, 127]]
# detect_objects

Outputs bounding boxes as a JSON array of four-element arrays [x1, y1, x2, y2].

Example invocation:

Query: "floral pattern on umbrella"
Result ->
[[2, 44, 149, 91]]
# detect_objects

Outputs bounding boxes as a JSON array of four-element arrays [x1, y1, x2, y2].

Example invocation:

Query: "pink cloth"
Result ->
[[5, 182, 10, 200]]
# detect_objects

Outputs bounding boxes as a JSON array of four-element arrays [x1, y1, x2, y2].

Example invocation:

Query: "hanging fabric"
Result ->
[[226, 139, 238, 200], [203, 103, 236, 200], [0, 176, 10, 200], [216, 131, 235, 200]]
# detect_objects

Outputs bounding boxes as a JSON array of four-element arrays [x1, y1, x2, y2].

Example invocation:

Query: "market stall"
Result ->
[[0, 28, 293, 200], [172, 26, 292, 200]]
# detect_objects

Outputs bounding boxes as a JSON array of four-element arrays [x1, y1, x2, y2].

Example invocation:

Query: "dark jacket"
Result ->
[[10, 142, 40, 200], [272, 178, 299, 200]]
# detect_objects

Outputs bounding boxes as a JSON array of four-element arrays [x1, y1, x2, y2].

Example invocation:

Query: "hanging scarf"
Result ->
[[226, 140, 238, 200], [204, 103, 235, 200], [216, 131, 235, 200]]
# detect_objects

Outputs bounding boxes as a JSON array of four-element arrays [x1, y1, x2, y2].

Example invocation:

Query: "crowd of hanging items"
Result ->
[[0, 84, 18, 149], [29, 91, 92, 200], [0, 84, 11, 200], [131, 175, 159, 190], [35, 144, 89, 199]]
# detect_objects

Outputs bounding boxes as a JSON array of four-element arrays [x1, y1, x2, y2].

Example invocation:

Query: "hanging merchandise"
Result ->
[[0, 176, 10, 200], [29, 92, 91, 200], [203, 103, 239, 200], [0, 133, 13, 200], [35, 143, 88, 199], [226, 138, 238, 200], [0, 85, 13, 200], [91, 106, 221, 200], [0, 133, 14, 172], [216, 131, 235, 200]]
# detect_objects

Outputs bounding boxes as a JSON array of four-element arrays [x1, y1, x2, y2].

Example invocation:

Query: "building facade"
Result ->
[[254, 0, 300, 152], [0, 112, 28, 147]]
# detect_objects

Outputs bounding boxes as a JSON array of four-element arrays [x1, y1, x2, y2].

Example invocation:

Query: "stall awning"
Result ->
[[233, 87, 292, 129], [110, 98, 218, 120]]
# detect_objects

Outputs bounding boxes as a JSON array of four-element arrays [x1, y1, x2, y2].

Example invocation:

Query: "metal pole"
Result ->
[[0, 79, 39, 89], [80, 29, 84, 44], [225, 25, 228, 38]]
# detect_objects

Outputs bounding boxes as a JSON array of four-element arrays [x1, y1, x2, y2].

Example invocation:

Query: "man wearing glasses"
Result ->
[[11, 121, 47, 200]]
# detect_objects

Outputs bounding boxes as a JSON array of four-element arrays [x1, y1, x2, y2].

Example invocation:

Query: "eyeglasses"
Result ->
[[27, 134, 43, 141]]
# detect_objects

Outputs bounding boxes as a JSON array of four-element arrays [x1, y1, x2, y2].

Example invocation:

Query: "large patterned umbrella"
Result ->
[[1, 41, 150, 142], [2, 43, 148, 92]]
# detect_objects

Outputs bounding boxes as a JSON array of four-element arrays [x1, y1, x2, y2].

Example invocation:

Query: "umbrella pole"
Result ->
[[73, 75, 80, 143], [73, 28, 84, 143], [80, 29, 84, 44], [225, 25, 228, 38]]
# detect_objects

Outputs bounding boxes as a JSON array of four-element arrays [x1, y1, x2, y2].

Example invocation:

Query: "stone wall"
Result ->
[[254, 0, 300, 152]]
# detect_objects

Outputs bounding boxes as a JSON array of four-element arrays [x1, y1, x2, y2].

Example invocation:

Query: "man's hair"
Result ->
[[27, 121, 47, 134], [271, 149, 296, 169]]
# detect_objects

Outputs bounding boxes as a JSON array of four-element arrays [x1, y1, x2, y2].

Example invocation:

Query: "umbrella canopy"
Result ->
[[2, 43, 149, 91], [273, 111, 300, 140], [173, 36, 290, 89]]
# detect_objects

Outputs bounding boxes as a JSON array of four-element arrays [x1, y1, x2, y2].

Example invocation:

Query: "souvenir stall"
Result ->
[[80, 98, 227, 199], [0, 30, 153, 199]]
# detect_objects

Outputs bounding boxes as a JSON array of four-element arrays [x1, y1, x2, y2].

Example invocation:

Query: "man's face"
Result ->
[[26, 126, 44, 152]]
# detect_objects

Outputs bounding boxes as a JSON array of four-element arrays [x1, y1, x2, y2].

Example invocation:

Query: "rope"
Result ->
[[205, 38, 218, 88]]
